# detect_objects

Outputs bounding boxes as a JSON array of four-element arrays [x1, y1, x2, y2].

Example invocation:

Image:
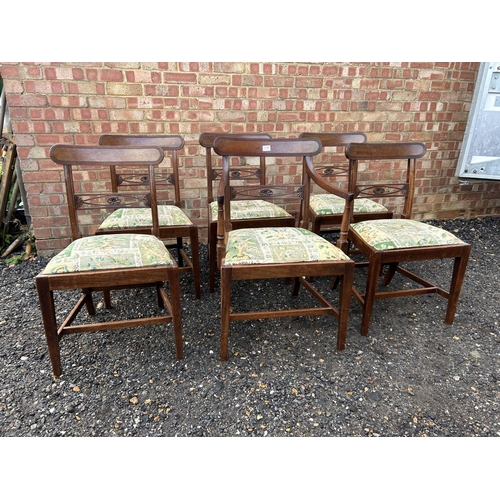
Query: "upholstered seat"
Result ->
[[42, 234, 173, 274], [224, 227, 350, 266], [209, 199, 291, 221], [99, 205, 193, 230], [309, 193, 388, 216], [350, 219, 464, 251]]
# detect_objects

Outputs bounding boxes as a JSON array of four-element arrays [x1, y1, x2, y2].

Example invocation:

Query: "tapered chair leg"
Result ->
[[36, 277, 62, 377], [360, 254, 383, 336], [189, 226, 201, 299], [337, 265, 354, 350], [220, 267, 232, 361], [209, 222, 217, 293], [167, 269, 184, 359], [445, 249, 471, 324], [381, 263, 398, 286]]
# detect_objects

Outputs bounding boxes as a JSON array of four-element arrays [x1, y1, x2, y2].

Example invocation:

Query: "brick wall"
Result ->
[[1, 62, 499, 256]]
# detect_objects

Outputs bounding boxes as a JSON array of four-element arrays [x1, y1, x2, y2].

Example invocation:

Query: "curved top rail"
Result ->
[[98, 134, 184, 151], [199, 132, 272, 148], [345, 142, 427, 160], [299, 132, 367, 147], [213, 137, 322, 157], [49, 145, 165, 166]]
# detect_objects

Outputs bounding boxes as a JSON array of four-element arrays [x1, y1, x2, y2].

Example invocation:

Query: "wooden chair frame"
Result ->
[[97, 134, 200, 299], [345, 142, 472, 336], [199, 132, 297, 293], [36, 145, 183, 376], [214, 137, 355, 361]]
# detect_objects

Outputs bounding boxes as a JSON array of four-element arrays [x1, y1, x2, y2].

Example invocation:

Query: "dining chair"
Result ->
[[97, 134, 200, 299], [299, 132, 391, 235], [199, 132, 297, 292], [345, 142, 472, 336], [214, 136, 355, 361], [36, 145, 183, 376]]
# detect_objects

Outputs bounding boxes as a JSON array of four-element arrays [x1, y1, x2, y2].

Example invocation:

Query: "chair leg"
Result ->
[[337, 265, 354, 350], [209, 222, 217, 293], [291, 276, 301, 296], [176, 237, 184, 267], [101, 289, 111, 310], [220, 267, 232, 361], [189, 226, 201, 299], [155, 282, 164, 308], [36, 277, 62, 377], [360, 254, 382, 336], [445, 249, 471, 324], [167, 269, 184, 359], [381, 263, 398, 286], [312, 218, 321, 235]]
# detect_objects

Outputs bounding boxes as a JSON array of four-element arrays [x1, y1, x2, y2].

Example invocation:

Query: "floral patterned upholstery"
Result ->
[[42, 234, 173, 274], [350, 219, 465, 250], [224, 227, 350, 266], [98, 205, 193, 230], [310, 193, 388, 215], [210, 199, 291, 221]]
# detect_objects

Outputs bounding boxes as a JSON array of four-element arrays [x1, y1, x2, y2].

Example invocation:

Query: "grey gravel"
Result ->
[[0, 216, 499, 437]]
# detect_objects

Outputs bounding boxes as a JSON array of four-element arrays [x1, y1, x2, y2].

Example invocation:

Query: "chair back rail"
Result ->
[[299, 132, 367, 185], [200, 132, 272, 204], [49, 144, 164, 240], [345, 142, 426, 219], [99, 134, 184, 206]]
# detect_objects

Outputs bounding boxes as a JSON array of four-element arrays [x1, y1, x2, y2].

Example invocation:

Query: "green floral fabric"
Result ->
[[224, 227, 350, 266], [350, 219, 465, 250], [310, 193, 388, 215], [210, 200, 291, 221], [42, 234, 173, 274], [98, 205, 193, 230]]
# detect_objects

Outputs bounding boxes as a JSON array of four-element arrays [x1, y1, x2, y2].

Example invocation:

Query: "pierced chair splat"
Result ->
[[35, 145, 183, 377], [97, 134, 201, 299], [214, 137, 356, 361], [345, 142, 472, 336], [199, 132, 297, 293]]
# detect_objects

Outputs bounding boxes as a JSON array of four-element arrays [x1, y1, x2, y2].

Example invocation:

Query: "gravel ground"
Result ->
[[1, 216, 499, 440]]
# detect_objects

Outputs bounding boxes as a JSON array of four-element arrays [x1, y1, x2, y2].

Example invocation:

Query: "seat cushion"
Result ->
[[98, 205, 192, 230], [224, 227, 350, 266], [42, 234, 173, 274], [350, 219, 465, 250], [310, 193, 388, 215], [210, 199, 291, 221]]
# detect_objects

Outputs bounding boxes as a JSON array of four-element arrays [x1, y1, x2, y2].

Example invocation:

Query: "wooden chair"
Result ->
[[199, 132, 297, 293], [345, 142, 472, 336], [36, 145, 183, 376], [214, 137, 356, 361], [299, 132, 391, 234], [97, 134, 200, 299]]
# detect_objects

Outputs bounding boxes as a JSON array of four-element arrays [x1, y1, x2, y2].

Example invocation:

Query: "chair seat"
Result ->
[[310, 193, 388, 215], [224, 227, 351, 266], [210, 199, 291, 221], [98, 205, 193, 230], [42, 234, 174, 274], [350, 219, 465, 250]]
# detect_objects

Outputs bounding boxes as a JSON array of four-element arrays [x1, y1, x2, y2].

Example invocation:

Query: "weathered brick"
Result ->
[[1, 61, 496, 251]]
